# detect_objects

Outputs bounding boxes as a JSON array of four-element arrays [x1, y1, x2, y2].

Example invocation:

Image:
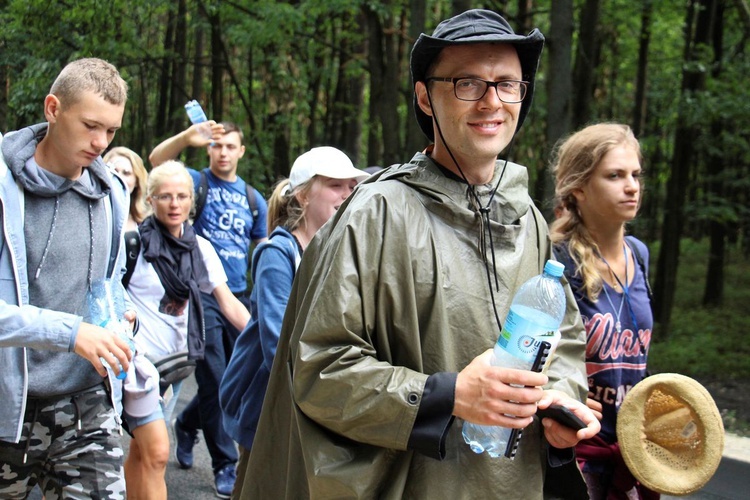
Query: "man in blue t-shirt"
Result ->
[[150, 121, 267, 498]]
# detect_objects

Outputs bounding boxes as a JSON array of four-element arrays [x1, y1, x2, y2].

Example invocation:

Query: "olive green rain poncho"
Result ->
[[235, 152, 588, 499]]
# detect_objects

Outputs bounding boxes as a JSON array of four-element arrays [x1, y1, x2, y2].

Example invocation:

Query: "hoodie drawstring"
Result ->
[[34, 199, 95, 292], [34, 196, 59, 279]]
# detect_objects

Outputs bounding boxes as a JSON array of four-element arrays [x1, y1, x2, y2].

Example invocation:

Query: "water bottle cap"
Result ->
[[544, 259, 565, 278]]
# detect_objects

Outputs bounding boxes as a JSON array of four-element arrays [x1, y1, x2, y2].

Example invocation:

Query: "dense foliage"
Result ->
[[1, 0, 748, 335]]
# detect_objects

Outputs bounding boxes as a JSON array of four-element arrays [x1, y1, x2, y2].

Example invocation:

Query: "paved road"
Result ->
[[662, 456, 748, 500], [159, 375, 222, 499], [133, 375, 223, 499], [28, 375, 748, 499]]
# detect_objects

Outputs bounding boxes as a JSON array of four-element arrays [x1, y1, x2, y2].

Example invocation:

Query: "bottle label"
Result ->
[[496, 309, 557, 364], [185, 101, 207, 124]]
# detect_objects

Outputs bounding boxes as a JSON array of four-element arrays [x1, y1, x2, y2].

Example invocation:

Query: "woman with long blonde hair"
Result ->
[[104, 146, 150, 230], [550, 123, 657, 499]]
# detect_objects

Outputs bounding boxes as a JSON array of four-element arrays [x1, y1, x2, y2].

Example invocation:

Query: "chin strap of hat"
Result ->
[[426, 86, 518, 333]]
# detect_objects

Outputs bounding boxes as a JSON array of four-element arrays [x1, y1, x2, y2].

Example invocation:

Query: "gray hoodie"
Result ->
[[3, 124, 116, 395], [0, 124, 128, 441]]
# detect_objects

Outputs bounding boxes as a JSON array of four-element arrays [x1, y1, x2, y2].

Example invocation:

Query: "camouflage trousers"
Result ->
[[0, 385, 126, 499]]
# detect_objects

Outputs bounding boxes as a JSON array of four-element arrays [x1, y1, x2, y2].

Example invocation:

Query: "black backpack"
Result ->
[[122, 231, 140, 289], [193, 169, 260, 222]]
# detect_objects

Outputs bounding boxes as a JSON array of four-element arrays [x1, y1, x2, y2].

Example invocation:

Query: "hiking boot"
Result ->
[[214, 464, 237, 499], [172, 418, 198, 469]]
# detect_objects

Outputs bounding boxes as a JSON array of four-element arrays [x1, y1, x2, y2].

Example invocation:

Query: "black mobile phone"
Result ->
[[536, 404, 587, 431], [504, 341, 552, 460]]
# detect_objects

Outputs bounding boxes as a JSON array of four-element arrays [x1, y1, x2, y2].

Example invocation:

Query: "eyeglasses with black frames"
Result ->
[[426, 77, 528, 103]]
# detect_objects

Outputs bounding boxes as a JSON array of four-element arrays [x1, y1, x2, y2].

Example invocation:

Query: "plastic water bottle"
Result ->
[[184, 100, 212, 139], [462, 259, 567, 458], [85, 278, 135, 380]]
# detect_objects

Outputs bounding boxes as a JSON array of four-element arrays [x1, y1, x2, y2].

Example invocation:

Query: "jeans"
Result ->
[[177, 292, 247, 472]]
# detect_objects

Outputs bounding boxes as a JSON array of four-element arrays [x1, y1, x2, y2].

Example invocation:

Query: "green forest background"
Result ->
[[1, 0, 749, 427]]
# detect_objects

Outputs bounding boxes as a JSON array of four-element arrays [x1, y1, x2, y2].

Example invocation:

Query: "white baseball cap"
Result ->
[[289, 147, 369, 189]]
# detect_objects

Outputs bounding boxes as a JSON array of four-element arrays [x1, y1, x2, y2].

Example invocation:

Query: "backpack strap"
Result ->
[[122, 231, 141, 289], [246, 185, 259, 219], [194, 169, 259, 221], [551, 243, 576, 283], [626, 236, 653, 301], [193, 170, 210, 222]]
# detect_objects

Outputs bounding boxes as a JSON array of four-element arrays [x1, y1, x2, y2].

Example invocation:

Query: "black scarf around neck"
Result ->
[[139, 216, 208, 360]]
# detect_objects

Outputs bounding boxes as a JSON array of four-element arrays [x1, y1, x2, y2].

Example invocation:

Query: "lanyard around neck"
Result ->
[[600, 242, 644, 352]]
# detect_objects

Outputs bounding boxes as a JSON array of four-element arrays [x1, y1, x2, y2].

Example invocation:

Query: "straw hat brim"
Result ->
[[617, 373, 724, 495]]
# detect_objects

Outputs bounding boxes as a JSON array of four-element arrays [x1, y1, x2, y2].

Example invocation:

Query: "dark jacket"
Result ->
[[220, 226, 300, 450]]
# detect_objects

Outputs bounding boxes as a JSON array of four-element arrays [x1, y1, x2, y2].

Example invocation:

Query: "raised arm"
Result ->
[[212, 283, 251, 331], [148, 121, 225, 167]]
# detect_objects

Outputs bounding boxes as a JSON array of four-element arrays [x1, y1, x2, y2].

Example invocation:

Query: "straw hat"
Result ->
[[616, 373, 724, 495]]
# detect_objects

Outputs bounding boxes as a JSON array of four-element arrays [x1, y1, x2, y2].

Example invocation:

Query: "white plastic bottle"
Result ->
[[86, 278, 135, 380], [462, 259, 567, 458], [184, 100, 212, 139]]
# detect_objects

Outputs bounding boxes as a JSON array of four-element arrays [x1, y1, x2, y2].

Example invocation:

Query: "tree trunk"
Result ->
[[366, 6, 384, 166], [210, 13, 225, 123], [334, 10, 365, 163], [246, 44, 254, 135], [703, 0, 726, 307], [632, 1, 653, 137], [306, 27, 324, 148], [191, 25, 205, 104], [452, 0, 472, 15], [572, 0, 601, 129], [168, 0, 188, 136], [654, 0, 717, 334], [704, 209, 727, 307], [640, 130, 664, 242], [380, 6, 401, 166], [516, 0, 532, 32], [538, 0, 574, 214], [136, 68, 148, 157], [404, 0, 428, 159], [155, 6, 176, 140], [269, 111, 290, 181]]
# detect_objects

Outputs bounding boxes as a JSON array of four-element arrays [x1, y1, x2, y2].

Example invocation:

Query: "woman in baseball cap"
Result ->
[[219, 146, 368, 472]]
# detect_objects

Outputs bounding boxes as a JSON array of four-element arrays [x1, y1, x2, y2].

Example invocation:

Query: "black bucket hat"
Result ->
[[410, 9, 545, 141]]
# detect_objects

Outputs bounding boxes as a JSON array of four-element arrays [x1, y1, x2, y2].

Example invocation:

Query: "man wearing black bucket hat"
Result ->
[[235, 10, 599, 498]]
